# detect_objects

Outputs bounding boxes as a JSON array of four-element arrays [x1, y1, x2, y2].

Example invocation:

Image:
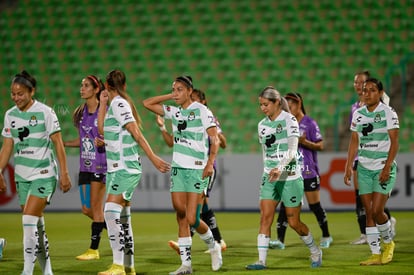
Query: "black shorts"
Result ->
[[304, 176, 320, 192], [204, 167, 217, 197], [78, 172, 106, 185], [352, 160, 359, 171]]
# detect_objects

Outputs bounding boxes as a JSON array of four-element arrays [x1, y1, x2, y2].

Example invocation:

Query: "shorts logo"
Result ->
[[111, 184, 119, 191], [194, 182, 201, 190], [38, 187, 45, 194], [289, 196, 297, 203]]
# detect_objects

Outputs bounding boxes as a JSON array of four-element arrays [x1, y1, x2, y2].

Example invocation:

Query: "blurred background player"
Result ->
[[156, 89, 227, 254], [64, 75, 107, 260]]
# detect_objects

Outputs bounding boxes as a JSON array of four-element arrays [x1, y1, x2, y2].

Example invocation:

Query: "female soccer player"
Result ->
[[344, 77, 398, 265], [143, 76, 223, 275], [97, 70, 170, 275], [156, 89, 227, 254], [269, 92, 332, 249], [64, 75, 107, 260], [349, 71, 396, 245], [246, 86, 322, 270], [0, 70, 72, 274]]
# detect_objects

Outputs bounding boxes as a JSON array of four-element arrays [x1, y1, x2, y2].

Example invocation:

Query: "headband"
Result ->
[[175, 76, 193, 88], [285, 94, 301, 103], [87, 75, 100, 88], [12, 76, 34, 89]]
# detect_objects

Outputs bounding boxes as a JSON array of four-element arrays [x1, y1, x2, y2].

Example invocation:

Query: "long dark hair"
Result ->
[[106, 70, 142, 128], [285, 92, 306, 115], [72, 75, 104, 128]]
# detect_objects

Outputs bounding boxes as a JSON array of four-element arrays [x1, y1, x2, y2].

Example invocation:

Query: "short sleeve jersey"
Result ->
[[350, 102, 399, 170], [163, 101, 216, 169], [78, 106, 107, 174], [104, 96, 141, 173], [2, 100, 61, 182], [299, 115, 322, 179], [258, 110, 301, 179]]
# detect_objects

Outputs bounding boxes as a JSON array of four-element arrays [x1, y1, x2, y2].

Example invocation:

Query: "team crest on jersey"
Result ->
[[374, 114, 381, 123], [29, 116, 38, 127], [276, 124, 283, 134], [188, 111, 195, 121]]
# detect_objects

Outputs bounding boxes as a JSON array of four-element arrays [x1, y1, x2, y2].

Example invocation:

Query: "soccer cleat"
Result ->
[[246, 261, 266, 270], [168, 240, 180, 255], [205, 240, 228, 253], [76, 248, 100, 260], [360, 254, 381, 265], [269, 239, 285, 250], [390, 217, 397, 239], [0, 238, 5, 260], [125, 266, 136, 275], [210, 242, 223, 271], [168, 264, 192, 275], [381, 241, 395, 264], [320, 236, 333, 248], [98, 264, 126, 275], [310, 249, 322, 268], [350, 234, 367, 245], [220, 239, 227, 251]]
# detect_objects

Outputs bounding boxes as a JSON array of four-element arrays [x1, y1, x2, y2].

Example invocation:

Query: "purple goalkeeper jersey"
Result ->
[[299, 115, 322, 179], [78, 106, 107, 173]]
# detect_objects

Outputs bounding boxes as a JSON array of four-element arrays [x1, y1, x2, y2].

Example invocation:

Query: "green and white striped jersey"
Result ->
[[258, 110, 301, 179], [2, 100, 60, 182], [104, 96, 141, 173], [163, 101, 216, 169], [350, 102, 399, 170]]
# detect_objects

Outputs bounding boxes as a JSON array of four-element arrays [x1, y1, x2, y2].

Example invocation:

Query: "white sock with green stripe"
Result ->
[[22, 215, 39, 274], [104, 202, 124, 266]]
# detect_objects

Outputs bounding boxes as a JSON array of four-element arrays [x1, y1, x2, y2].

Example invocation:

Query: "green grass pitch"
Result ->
[[0, 211, 413, 274]]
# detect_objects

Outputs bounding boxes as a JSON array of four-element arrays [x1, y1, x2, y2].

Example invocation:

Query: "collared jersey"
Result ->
[[2, 100, 61, 182], [104, 96, 141, 173], [350, 102, 399, 170], [258, 110, 301, 179], [163, 101, 216, 169]]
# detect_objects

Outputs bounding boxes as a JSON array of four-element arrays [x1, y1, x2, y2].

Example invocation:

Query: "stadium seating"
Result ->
[[0, 0, 412, 153]]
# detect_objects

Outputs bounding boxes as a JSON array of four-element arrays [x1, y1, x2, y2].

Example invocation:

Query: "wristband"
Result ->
[[159, 126, 166, 132]]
